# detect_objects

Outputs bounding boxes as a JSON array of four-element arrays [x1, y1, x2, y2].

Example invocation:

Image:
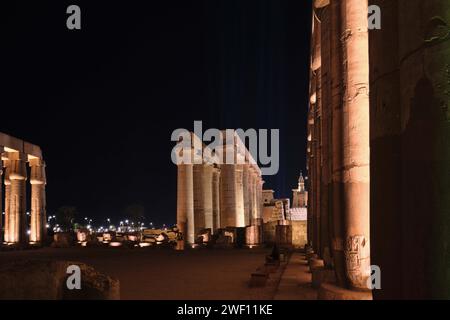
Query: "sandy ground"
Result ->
[[0, 246, 278, 300]]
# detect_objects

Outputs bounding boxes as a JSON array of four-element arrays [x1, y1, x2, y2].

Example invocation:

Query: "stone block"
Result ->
[[249, 271, 269, 287], [0, 260, 120, 300]]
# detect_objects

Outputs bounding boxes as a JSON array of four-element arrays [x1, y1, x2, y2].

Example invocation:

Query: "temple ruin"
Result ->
[[0, 132, 47, 246], [175, 131, 264, 248]]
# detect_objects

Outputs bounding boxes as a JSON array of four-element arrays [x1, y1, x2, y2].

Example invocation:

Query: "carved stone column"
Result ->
[[30, 158, 46, 244], [242, 164, 250, 226], [235, 165, 245, 227], [220, 164, 237, 228], [177, 164, 194, 245], [3, 161, 10, 244], [203, 165, 214, 231], [319, 1, 332, 265], [249, 169, 257, 224], [0, 149, 3, 244], [193, 164, 213, 237], [256, 175, 264, 221], [329, 0, 347, 288], [8, 152, 27, 245], [212, 166, 221, 233], [339, 0, 371, 290]]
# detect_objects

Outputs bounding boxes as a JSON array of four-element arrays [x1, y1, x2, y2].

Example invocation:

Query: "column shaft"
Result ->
[[212, 167, 221, 233], [235, 165, 245, 227], [30, 159, 46, 243], [219, 164, 237, 227], [339, 0, 371, 290], [8, 155, 27, 245], [4, 165, 10, 244], [177, 164, 194, 245], [242, 165, 250, 226]]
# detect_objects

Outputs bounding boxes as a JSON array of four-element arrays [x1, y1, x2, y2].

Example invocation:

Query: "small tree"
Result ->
[[56, 206, 77, 231]]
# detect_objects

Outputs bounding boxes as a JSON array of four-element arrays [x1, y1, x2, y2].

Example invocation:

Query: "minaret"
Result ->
[[292, 172, 308, 208], [298, 171, 305, 192]]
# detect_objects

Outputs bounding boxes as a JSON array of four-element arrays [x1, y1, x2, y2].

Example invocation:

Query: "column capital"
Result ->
[[30, 159, 46, 185], [8, 152, 27, 181]]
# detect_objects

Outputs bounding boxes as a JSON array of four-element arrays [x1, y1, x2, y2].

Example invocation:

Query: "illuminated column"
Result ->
[[0, 149, 2, 244], [256, 175, 264, 221], [220, 164, 237, 227], [329, 0, 347, 287], [8, 152, 27, 245], [212, 166, 221, 232], [319, 2, 332, 262], [203, 165, 214, 231], [309, 86, 318, 252], [310, 6, 322, 254], [247, 167, 253, 224], [242, 164, 250, 226], [30, 158, 46, 243], [251, 171, 257, 223], [235, 165, 245, 227], [3, 162, 10, 244], [249, 169, 257, 224], [177, 164, 194, 245], [307, 108, 314, 247], [339, 0, 371, 290], [193, 164, 213, 237]]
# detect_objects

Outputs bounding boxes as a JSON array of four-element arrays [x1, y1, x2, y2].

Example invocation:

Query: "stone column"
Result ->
[[177, 164, 194, 245], [234, 165, 245, 227], [339, 0, 371, 290], [30, 158, 46, 244], [203, 165, 214, 231], [256, 176, 264, 221], [307, 110, 314, 247], [3, 162, 10, 244], [242, 164, 250, 226], [329, 0, 347, 288], [249, 169, 257, 224], [220, 164, 237, 228], [0, 150, 3, 244], [212, 166, 221, 233], [314, 12, 323, 257], [247, 167, 254, 224], [8, 152, 27, 245], [309, 87, 318, 252], [193, 164, 213, 237], [319, 1, 332, 265]]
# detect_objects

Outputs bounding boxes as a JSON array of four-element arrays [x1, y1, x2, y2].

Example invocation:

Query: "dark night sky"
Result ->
[[1, 1, 312, 226]]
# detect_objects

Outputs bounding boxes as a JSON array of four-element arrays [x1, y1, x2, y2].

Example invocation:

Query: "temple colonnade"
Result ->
[[176, 131, 264, 247], [0, 133, 47, 246]]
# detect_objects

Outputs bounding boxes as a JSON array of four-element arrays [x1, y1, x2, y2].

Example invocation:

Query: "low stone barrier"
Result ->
[[0, 260, 120, 299]]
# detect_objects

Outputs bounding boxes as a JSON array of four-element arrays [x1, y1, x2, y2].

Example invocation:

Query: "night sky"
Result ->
[[1, 1, 312, 226]]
